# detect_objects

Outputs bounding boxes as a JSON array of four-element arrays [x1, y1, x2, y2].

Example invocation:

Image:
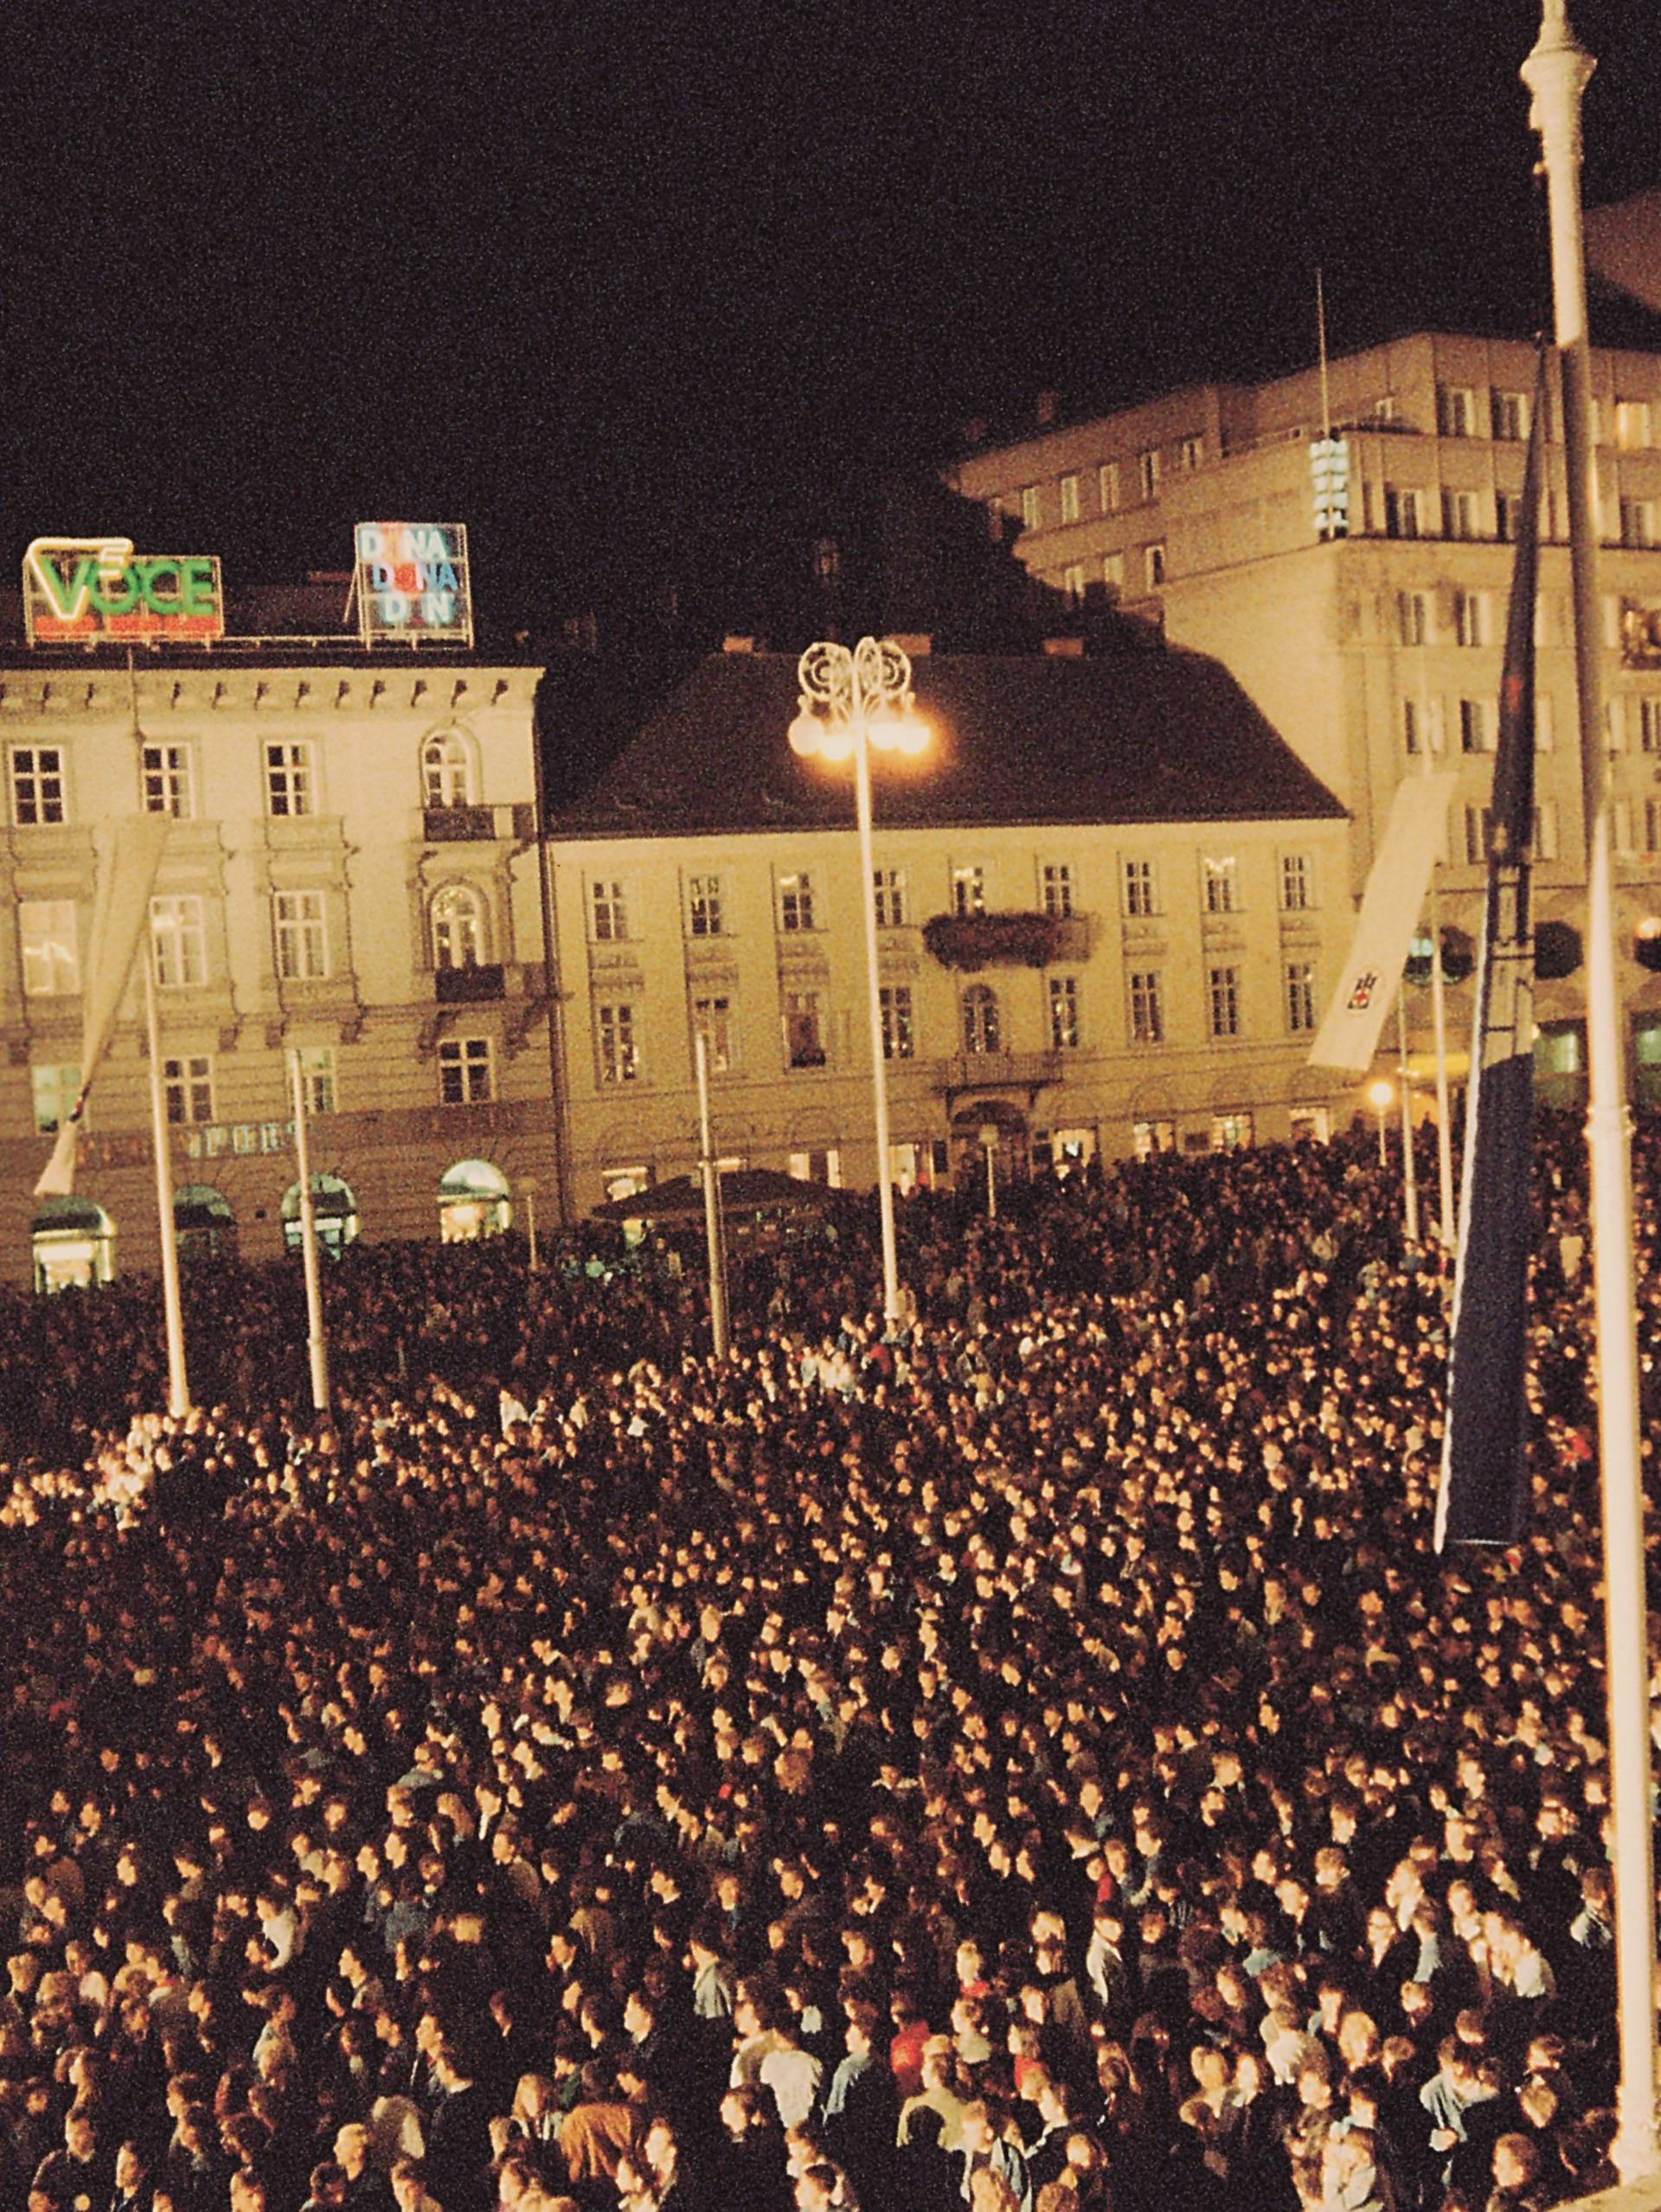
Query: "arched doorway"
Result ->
[[31, 1197, 115, 1292], [174, 1184, 236, 1263], [949, 1098, 1029, 1188], [282, 1174, 359, 1257], [438, 1158, 510, 1241]]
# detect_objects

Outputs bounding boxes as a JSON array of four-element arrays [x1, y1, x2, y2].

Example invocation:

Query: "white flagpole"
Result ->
[[143, 939, 190, 1418], [1396, 993, 1419, 1243], [695, 1029, 728, 1359], [287, 1049, 331, 1413], [1416, 663, 1458, 1247], [1523, 2, 1658, 2182]]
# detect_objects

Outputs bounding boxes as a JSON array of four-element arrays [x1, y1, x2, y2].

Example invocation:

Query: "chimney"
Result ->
[[1042, 637, 1085, 657], [721, 636, 757, 654], [888, 633, 932, 657], [961, 416, 988, 449], [1036, 390, 1060, 426]]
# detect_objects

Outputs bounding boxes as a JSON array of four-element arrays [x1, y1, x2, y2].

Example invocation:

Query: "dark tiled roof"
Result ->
[[549, 647, 1344, 837]]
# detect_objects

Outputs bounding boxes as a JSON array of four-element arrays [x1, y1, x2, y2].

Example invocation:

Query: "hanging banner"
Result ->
[[23, 538, 224, 644], [354, 523, 473, 647]]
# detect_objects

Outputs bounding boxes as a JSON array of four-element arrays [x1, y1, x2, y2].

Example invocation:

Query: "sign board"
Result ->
[[354, 523, 473, 647], [23, 537, 224, 644], [1309, 438, 1350, 541]]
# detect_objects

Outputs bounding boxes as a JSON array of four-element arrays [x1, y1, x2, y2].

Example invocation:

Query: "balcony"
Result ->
[[425, 804, 495, 842], [922, 910, 1091, 970], [932, 1050, 1064, 1112], [435, 963, 505, 1004]]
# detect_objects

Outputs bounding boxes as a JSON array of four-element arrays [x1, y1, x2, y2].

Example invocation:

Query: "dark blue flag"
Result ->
[[1435, 351, 1549, 1550]]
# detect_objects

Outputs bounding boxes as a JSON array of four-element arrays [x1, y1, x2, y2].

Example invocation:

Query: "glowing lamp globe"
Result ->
[[788, 710, 822, 758]]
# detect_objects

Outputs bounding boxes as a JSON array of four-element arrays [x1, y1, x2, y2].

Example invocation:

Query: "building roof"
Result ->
[[549, 644, 1345, 838]]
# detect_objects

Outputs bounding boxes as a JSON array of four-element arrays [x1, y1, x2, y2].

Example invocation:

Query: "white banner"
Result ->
[[35, 816, 171, 1198], [1307, 773, 1458, 1074]]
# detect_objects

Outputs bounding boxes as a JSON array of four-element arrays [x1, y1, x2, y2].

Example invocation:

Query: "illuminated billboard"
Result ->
[[354, 523, 473, 647], [23, 537, 224, 644]]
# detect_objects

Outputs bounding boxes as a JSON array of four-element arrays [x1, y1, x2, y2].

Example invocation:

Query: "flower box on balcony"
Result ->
[[922, 910, 1065, 971]]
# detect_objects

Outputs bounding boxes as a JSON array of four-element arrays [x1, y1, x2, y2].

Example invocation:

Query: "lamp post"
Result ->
[[1367, 1077, 1393, 1169], [789, 637, 928, 1327]]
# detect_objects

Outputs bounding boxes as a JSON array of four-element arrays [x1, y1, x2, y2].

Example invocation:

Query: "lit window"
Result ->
[[951, 864, 985, 918], [164, 1055, 215, 1125], [784, 990, 826, 1068], [1099, 460, 1121, 513], [692, 995, 733, 1074], [1280, 854, 1311, 911], [1041, 862, 1074, 918], [31, 1062, 81, 1136], [961, 984, 1001, 1055], [1491, 389, 1530, 442], [438, 1036, 494, 1104], [778, 872, 817, 933], [1464, 805, 1492, 864], [596, 1001, 640, 1085], [1062, 562, 1086, 605], [1639, 699, 1661, 754], [1048, 975, 1081, 1049], [432, 884, 486, 970], [1286, 961, 1317, 1034], [265, 741, 316, 817], [1128, 970, 1164, 1045], [298, 1045, 337, 1116], [1396, 591, 1428, 646], [1102, 551, 1125, 595], [1020, 484, 1042, 530], [142, 743, 193, 818], [1211, 1111, 1254, 1150], [20, 901, 79, 996], [420, 728, 474, 807], [151, 895, 207, 988], [1208, 964, 1241, 1039], [1202, 857, 1238, 914], [1138, 448, 1161, 500], [1177, 434, 1204, 471], [1059, 472, 1080, 523], [872, 868, 908, 927], [686, 874, 723, 938], [1122, 857, 1158, 917], [10, 746, 64, 826], [879, 984, 914, 1061], [273, 890, 328, 981], [590, 879, 629, 942], [1616, 399, 1653, 451], [1453, 590, 1491, 647], [1442, 490, 1479, 541]]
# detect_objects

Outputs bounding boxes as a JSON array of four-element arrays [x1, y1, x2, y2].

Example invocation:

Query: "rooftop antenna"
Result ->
[[1316, 268, 1332, 439]]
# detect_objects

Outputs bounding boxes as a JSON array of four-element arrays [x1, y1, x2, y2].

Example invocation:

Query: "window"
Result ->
[[1535, 801, 1561, 862], [1020, 484, 1042, 530], [1403, 699, 1425, 757], [1145, 542, 1167, 589], [1178, 433, 1204, 471], [880, 984, 914, 1061], [961, 984, 1001, 1055], [692, 995, 734, 1074], [1616, 399, 1653, 450], [1280, 854, 1312, 911], [1211, 1111, 1254, 1151], [10, 745, 64, 825], [265, 741, 316, 817], [1436, 384, 1478, 438], [1040, 862, 1074, 919], [1122, 856, 1158, 917], [1059, 472, 1080, 523], [1049, 975, 1081, 1049], [151, 895, 207, 988], [298, 1045, 337, 1116], [439, 1036, 494, 1104], [1640, 699, 1661, 754], [1453, 590, 1491, 647], [31, 1062, 81, 1136], [1492, 388, 1530, 442], [142, 743, 193, 818], [1459, 698, 1491, 753], [951, 864, 985, 918], [1202, 856, 1238, 914], [1442, 490, 1479, 541], [784, 990, 825, 1068], [590, 879, 628, 942], [1099, 460, 1121, 513], [1495, 491, 1523, 543], [1208, 965, 1241, 1039], [1138, 447, 1162, 500], [273, 890, 328, 981], [596, 1001, 640, 1085], [1286, 960, 1317, 1034], [164, 1055, 215, 1125], [432, 884, 486, 970], [1383, 487, 1422, 540], [1101, 550, 1126, 595], [1132, 1117, 1176, 1157], [1396, 590, 1429, 646], [1128, 970, 1164, 1045], [1646, 798, 1661, 855], [778, 871, 817, 933], [420, 728, 474, 807], [872, 868, 908, 927], [1464, 805, 1492, 864], [20, 901, 78, 996], [1621, 499, 1658, 549], [1061, 562, 1086, 605], [686, 873, 724, 937]]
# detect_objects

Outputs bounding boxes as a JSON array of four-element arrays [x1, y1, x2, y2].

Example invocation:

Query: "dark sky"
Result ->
[[3, 0, 1656, 632]]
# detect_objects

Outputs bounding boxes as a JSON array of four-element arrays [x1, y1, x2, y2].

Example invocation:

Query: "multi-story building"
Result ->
[[544, 636, 1350, 1213], [1, 576, 552, 1289], [950, 333, 1661, 1104]]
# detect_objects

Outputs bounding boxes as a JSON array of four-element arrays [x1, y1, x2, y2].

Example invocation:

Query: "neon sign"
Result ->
[[23, 537, 224, 644], [354, 523, 473, 647]]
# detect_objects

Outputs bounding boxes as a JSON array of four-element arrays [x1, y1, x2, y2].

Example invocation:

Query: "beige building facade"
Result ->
[[950, 333, 1661, 1105], [0, 633, 555, 1289]]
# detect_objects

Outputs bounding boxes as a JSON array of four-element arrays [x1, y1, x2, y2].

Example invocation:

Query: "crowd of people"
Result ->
[[0, 1116, 1655, 2212]]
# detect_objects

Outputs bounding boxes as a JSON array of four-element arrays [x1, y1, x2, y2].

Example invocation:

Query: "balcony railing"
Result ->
[[933, 1050, 1064, 1107], [425, 805, 495, 842], [435, 963, 505, 1003]]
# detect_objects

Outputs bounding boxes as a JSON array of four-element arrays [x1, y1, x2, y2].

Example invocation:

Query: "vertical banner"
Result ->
[[1436, 355, 1549, 1549]]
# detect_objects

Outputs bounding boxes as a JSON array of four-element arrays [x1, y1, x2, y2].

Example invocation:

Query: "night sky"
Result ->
[[4, 0, 1657, 636]]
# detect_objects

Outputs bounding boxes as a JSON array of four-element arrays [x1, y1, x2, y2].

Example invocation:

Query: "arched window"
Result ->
[[432, 883, 487, 971], [961, 984, 1001, 1055], [420, 728, 476, 808]]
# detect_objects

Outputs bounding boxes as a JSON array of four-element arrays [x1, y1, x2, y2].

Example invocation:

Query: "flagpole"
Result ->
[[287, 1049, 331, 1414], [1417, 665, 1458, 1248], [1395, 993, 1419, 1244], [1523, 2, 1658, 2182], [143, 939, 190, 1419]]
